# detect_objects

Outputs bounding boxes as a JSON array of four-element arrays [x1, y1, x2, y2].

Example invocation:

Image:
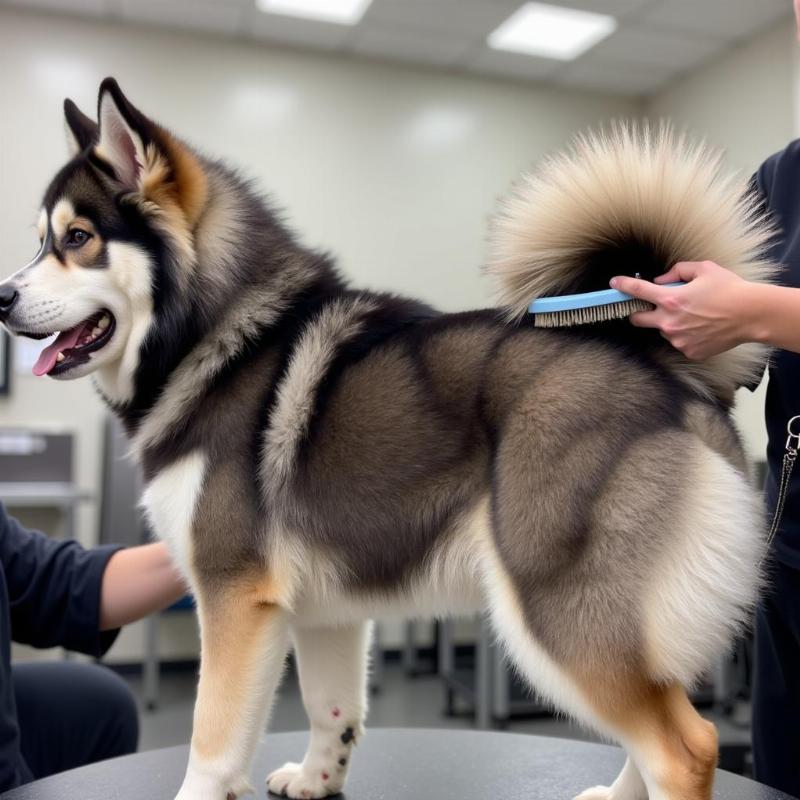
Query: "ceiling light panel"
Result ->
[[488, 2, 617, 61], [256, 0, 372, 25]]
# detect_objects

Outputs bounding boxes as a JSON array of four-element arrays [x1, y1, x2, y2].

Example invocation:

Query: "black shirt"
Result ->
[[0, 503, 120, 790], [757, 140, 800, 568]]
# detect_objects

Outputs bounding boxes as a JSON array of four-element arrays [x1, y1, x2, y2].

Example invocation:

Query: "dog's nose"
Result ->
[[0, 284, 18, 320]]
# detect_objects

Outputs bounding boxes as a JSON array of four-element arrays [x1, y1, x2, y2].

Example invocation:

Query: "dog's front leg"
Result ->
[[267, 621, 371, 799], [175, 587, 289, 800]]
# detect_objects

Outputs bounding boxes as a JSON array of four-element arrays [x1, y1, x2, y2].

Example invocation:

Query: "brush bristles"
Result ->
[[533, 299, 654, 327]]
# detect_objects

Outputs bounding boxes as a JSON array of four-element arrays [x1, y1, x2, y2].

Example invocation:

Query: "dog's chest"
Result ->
[[140, 451, 207, 579]]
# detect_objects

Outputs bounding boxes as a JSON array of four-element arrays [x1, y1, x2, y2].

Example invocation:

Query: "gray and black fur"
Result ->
[[0, 82, 774, 800]]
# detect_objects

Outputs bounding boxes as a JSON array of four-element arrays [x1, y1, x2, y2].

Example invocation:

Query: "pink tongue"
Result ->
[[32, 326, 86, 377]]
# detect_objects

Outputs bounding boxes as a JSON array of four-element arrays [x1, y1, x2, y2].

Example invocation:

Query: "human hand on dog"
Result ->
[[610, 261, 759, 361]]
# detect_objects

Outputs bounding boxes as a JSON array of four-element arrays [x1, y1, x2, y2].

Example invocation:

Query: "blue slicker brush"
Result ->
[[528, 282, 686, 328]]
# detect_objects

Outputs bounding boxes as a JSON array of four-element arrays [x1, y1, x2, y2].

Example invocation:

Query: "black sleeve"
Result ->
[[0, 581, 32, 792], [741, 171, 770, 393], [0, 504, 122, 656], [755, 153, 775, 204]]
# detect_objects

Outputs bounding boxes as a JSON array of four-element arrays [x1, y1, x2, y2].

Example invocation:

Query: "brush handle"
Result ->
[[528, 282, 686, 314]]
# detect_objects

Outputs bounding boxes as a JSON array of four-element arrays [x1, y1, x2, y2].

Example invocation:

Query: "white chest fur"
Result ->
[[141, 451, 207, 580]]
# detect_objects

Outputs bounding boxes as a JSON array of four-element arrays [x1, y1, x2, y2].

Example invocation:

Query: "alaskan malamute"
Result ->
[[0, 79, 773, 800]]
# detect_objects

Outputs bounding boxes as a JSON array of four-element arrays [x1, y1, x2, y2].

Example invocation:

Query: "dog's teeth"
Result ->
[[98, 315, 110, 330], [92, 327, 102, 337], [56, 352, 65, 362]]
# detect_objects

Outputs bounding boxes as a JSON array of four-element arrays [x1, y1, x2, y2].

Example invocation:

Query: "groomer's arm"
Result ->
[[610, 261, 800, 360], [99, 542, 187, 630], [739, 280, 800, 353]]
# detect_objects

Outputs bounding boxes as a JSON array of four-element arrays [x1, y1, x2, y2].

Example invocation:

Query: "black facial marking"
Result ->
[[338, 757, 347, 766], [43, 159, 128, 246], [340, 727, 355, 745]]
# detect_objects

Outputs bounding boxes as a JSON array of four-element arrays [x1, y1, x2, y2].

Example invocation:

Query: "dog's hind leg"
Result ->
[[569, 681, 718, 800], [482, 548, 718, 800], [266, 621, 371, 799], [601, 683, 718, 800], [174, 584, 289, 800]]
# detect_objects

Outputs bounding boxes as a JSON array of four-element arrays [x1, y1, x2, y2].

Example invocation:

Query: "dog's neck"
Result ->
[[96, 165, 346, 444]]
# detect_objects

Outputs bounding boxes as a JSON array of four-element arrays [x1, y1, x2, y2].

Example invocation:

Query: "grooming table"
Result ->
[[1, 729, 794, 799]]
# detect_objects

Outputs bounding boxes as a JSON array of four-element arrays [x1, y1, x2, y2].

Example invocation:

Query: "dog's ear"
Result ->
[[64, 99, 98, 156], [95, 78, 152, 190], [94, 78, 207, 226]]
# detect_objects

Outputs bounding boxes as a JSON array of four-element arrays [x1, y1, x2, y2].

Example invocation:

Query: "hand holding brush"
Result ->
[[610, 260, 768, 361]]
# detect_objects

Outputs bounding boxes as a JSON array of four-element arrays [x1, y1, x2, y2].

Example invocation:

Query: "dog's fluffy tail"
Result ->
[[487, 124, 776, 401]]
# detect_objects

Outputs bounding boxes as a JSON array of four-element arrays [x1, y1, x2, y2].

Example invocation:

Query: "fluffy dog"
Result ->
[[0, 80, 773, 800]]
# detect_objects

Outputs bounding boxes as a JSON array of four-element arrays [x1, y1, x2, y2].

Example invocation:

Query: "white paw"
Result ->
[[266, 762, 342, 799], [574, 786, 614, 800]]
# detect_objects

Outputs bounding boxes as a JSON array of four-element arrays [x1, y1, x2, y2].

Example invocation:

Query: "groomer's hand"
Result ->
[[609, 261, 754, 360]]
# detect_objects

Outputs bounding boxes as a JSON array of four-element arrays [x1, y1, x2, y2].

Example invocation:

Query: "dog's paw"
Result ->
[[266, 762, 342, 799], [573, 787, 614, 800]]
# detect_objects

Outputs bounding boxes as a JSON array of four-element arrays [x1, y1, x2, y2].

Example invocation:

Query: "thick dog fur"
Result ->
[[0, 81, 773, 800]]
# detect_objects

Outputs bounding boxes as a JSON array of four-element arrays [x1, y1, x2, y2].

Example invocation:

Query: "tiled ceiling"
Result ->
[[0, 0, 792, 97]]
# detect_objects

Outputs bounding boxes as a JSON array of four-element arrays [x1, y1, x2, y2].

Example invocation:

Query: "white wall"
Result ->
[[0, 7, 636, 661], [647, 20, 797, 463], [1, 8, 797, 663], [648, 21, 795, 175]]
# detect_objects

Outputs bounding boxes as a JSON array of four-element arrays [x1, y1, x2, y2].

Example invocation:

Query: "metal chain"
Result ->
[[764, 415, 800, 554]]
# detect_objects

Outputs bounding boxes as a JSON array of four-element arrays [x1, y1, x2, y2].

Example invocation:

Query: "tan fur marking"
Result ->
[[192, 595, 281, 761], [138, 144, 195, 277], [126, 129, 209, 285], [161, 129, 209, 227], [584, 677, 718, 799], [36, 209, 47, 242], [50, 199, 75, 240], [67, 217, 104, 267]]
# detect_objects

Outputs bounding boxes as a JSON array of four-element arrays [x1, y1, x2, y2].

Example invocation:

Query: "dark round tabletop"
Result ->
[[0, 728, 795, 800]]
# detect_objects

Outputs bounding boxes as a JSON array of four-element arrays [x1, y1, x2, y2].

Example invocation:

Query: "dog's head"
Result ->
[[0, 78, 208, 403]]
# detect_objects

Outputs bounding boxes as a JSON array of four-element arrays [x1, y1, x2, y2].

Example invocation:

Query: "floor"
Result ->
[[130, 661, 753, 768]]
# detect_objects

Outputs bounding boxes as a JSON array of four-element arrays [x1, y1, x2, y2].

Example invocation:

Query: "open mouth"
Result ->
[[29, 310, 116, 377]]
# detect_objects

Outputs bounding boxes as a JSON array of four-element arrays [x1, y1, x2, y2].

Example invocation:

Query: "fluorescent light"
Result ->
[[488, 2, 617, 61], [256, 0, 372, 25]]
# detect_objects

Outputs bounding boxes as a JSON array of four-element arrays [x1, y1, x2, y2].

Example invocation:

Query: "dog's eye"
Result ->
[[66, 229, 91, 248]]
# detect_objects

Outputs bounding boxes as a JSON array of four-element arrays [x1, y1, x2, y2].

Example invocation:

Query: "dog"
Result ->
[[0, 79, 775, 800]]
